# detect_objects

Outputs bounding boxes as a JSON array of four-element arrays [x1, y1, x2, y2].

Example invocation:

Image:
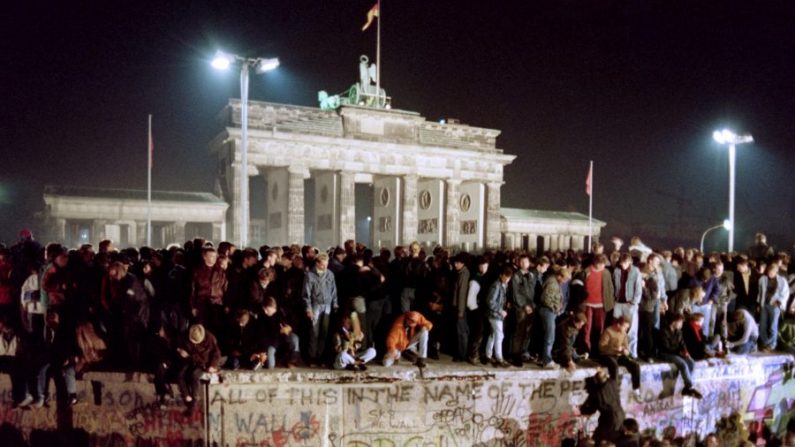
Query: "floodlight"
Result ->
[[211, 52, 233, 70], [256, 58, 280, 73]]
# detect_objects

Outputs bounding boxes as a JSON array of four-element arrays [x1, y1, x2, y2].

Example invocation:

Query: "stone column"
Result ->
[[551, 235, 560, 252], [402, 174, 418, 244], [445, 179, 461, 248], [173, 221, 187, 245], [505, 233, 515, 250], [91, 220, 107, 245], [528, 234, 538, 251], [55, 218, 67, 243], [263, 167, 287, 246], [339, 171, 356, 245], [212, 223, 225, 242], [485, 182, 503, 249], [135, 222, 147, 247], [572, 235, 584, 251], [127, 222, 137, 247], [287, 166, 306, 245]]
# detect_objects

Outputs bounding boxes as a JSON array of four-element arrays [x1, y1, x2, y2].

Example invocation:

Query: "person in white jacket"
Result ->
[[757, 264, 789, 352], [20, 270, 45, 333], [726, 308, 759, 354]]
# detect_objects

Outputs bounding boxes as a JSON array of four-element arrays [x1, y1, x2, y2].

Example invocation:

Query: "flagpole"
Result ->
[[376, 0, 381, 107], [147, 114, 152, 247], [588, 160, 593, 253]]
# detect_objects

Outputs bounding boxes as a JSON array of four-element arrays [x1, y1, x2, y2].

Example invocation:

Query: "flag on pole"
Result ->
[[585, 162, 592, 196], [362, 2, 379, 31]]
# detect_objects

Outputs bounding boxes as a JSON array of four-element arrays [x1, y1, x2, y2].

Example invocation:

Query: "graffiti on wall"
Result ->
[[1, 355, 792, 447]]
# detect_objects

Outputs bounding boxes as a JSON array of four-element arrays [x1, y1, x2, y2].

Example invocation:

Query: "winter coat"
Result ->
[[613, 266, 642, 305], [486, 280, 508, 320], [452, 266, 470, 312], [179, 330, 221, 368], [302, 268, 338, 312], [510, 270, 535, 308], [401, 257, 428, 289], [254, 307, 291, 349], [683, 321, 709, 360], [758, 274, 789, 310], [658, 325, 687, 357], [385, 311, 432, 353], [191, 264, 227, 308], [540, 276, 562, 313], [581, 375, 624, 445], [639, 273, 660, 313], [668, 289, 696, 317], [119, 273, 150, 329], [599, 325, 629, 357], [226, 320, 263, 357], [581, 268, 616, 311]]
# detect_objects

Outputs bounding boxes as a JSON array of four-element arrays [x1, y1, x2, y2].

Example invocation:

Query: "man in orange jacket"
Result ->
[[384, 311, 433, 368]]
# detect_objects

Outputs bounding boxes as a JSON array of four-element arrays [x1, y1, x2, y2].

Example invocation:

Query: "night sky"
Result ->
[[2, 0, 794, 250]]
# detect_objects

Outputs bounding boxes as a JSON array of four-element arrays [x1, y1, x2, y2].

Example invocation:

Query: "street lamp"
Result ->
[[712, 128, 753, 252], [212, 51, 279, 248], [700, 219, 731, 253]]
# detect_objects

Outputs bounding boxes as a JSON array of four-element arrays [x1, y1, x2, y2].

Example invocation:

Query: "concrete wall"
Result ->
[[1, 355, 792, 447]]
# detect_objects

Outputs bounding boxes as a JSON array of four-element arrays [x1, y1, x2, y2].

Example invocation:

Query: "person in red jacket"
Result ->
[[383, 311, 432, 368]]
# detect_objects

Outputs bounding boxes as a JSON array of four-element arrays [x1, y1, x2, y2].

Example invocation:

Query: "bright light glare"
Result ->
[[713, 128, 753, 145], [713, 129, 735, 144], [722, 219, 731, 231], [257, 58, 280, 73], [211, 52, 232, 70]]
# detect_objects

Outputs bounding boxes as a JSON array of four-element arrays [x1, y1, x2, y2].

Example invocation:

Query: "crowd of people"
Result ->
[[0, 229, 793, 424]]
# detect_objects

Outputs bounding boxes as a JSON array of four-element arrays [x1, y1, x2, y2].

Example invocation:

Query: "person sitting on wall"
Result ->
[[656, 313, 703, 399], [176, 324, 220, 409], [598, 317, 642, 401], [553, 311, 588, 372], [383, 311, 432, 368], [332, 313, 376, 371], [224, 309, 265, 370], [777, 299, 795, 354], [254, 297, 300, 369], [682, 313, 723, 360], [725, 308, 759, 354], [148, 322, 178, 409]]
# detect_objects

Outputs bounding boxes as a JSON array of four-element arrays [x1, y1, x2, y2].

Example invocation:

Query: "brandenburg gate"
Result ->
[[211, 93, 515, 251]]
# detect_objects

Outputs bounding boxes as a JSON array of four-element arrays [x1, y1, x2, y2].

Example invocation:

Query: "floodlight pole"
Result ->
[[239, 62, 250, 248], [727, 143, 736, 253], [213, 52, 279, 247], [713, 129, 752, 253]]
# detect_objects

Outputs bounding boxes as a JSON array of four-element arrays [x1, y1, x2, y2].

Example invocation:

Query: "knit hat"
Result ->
[[189, 324, 205, 344]]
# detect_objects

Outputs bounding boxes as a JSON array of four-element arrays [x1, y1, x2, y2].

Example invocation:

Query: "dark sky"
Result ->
[[2, 0, 794, 250]]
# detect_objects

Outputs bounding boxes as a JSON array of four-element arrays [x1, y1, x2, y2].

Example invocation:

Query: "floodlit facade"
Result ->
[[41, 185, 228, 248], [41, 101, 605, 251], [211, 100, 516, 251]]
